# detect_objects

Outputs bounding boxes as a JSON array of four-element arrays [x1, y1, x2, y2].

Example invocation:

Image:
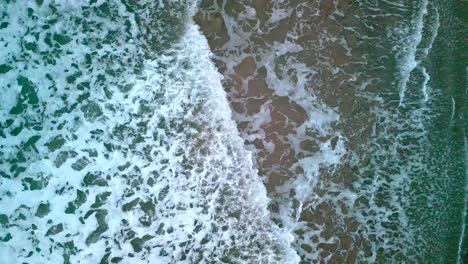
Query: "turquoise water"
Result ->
[[0, 0, 466, 263]]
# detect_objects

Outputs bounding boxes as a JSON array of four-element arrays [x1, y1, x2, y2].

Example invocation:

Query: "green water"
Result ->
[[426, 0, 467, 261], [356, 0, 467, 261]]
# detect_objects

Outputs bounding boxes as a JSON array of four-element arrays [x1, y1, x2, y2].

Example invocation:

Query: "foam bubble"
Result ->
[[0, 1, 297, 263]]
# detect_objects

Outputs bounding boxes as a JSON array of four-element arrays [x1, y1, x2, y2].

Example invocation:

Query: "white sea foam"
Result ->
[[421, 67, 430, 102], [393, 0, 432, 106], [0, 1, 298, 263]]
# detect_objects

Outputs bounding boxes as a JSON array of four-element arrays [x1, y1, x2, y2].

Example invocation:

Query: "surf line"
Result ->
[[397, 0, 429, 107], [420, 5, 439, 103]]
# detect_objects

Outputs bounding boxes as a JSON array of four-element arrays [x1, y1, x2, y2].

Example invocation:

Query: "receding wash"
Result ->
[[0, 1, 466, 263]]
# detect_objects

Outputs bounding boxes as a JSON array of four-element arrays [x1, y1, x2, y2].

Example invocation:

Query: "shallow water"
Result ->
[[0, 0, 466, 263], [195, 0, 467, 263]]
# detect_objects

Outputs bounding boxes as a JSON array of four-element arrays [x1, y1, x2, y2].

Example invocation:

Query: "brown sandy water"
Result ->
[[194, 0, 381, 262]]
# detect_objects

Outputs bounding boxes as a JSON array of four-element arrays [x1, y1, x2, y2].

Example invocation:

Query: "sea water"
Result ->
[[0, 0, 466, 263]]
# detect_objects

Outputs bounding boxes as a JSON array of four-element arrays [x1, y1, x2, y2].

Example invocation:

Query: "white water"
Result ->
[[0, 1, 298, 263], [396, 0, 428, 106]]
